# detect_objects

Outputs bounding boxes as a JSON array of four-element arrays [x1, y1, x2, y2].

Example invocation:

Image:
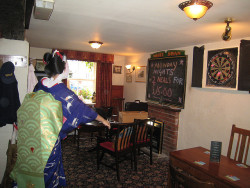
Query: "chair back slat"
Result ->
[[137, 124, 147, 142], [244, 138, 250, 164], [234, 134, 240, 161], [227, 124, 250, 165], [135, 119, 154, 143], [116, 125, 134, 151], [238, 134, 247, 162]]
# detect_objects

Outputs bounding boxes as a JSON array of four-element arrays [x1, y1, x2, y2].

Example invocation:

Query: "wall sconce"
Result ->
[[89, 41, 103, 49], [178, 0, 213, 21], [125, 65, 135, 73], [222, 18, 232, 41]]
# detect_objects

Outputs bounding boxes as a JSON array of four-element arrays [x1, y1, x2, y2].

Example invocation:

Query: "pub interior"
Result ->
[[0, 0, 250, 187]]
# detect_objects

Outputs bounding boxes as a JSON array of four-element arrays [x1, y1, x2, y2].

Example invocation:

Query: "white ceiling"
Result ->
[[26, 0, 250, 56]]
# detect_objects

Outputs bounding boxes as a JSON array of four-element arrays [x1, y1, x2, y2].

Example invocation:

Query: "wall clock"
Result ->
[[206, 48, 238, 88]]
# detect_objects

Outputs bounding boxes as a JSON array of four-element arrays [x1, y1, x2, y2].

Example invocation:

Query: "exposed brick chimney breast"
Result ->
[[148, 103, 180, 156]]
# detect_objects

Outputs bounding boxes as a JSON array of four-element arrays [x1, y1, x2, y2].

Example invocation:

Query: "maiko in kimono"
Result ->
[[10, 50, 110, 187]]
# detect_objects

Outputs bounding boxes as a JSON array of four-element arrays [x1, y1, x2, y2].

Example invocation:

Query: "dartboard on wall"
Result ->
[[206, 47, 238, 88]]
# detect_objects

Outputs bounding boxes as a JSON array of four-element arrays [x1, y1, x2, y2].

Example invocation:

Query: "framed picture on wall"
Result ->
[[113, 65, 122, 74], [126, 73, 132, 82], [35, 59, 45, 72], [135, 66, 147, 82]]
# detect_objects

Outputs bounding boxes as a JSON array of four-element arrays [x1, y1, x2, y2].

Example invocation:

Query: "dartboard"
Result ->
[[207, 51, 235, 85]]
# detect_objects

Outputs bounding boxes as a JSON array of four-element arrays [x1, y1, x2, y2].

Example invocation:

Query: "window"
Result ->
[[67, 60, 96, 103]]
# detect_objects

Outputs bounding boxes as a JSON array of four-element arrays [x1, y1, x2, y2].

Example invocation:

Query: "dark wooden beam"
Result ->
[[0, 0, 33, 40], [25, 0, 34, 29]]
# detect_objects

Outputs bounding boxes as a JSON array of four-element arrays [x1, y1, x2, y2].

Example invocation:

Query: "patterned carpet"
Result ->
[[61, 135, 169, 187]]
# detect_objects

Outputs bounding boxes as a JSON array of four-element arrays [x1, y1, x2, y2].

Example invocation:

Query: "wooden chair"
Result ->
[[111, 98, 125, 121], [96, 123, 136, 181], [134, 118, 155, 171], [169, 163, 214, 188], [227, 124, 250, 165]]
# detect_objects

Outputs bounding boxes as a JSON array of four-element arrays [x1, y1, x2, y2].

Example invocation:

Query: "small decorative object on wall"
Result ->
[[206, 47, 238, 88], [35, 59, 45, 72], [135, 66, 147, 82], [113, 65, 122, 74], [126, 73, 132, 83]]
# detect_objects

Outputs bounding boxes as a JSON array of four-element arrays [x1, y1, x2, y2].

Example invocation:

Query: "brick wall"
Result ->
[[148, 103, 180, 156]]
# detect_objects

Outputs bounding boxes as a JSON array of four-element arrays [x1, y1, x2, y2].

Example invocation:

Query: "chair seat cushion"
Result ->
[[100, 142, 115, 152], [129, 138, 150, 147], [137, 138, 150, 143]]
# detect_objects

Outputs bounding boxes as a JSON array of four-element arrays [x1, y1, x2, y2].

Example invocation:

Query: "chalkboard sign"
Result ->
[[146, 56, 187, 109]]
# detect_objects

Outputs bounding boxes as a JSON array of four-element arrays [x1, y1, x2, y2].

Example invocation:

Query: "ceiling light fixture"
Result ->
[[89, 41, 103, 49], [222, 18, 232, 41], [34, 0, 55, 20], [178, 0, 213, 21], [125, 65, 135, 73]]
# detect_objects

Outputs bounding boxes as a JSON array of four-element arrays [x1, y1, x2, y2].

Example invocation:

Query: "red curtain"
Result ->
[[96, 62, 112, 107], [57, 49, 114, 107]]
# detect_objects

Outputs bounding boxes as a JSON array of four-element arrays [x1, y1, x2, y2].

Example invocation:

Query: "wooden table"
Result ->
[[76, 121, 106, 151], [169, 146, 250, 188]]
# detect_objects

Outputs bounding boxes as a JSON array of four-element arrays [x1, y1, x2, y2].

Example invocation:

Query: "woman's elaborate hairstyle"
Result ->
[[43, 50, 66, 78]]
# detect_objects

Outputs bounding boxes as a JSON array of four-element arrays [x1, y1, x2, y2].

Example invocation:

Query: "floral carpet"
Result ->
[[61, 136, 169, 188]]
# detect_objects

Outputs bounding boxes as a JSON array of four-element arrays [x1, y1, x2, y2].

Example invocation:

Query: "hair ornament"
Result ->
[[63, 55, 67, 62], [53, 50, 63, 60], [43, 59, 47, 65]]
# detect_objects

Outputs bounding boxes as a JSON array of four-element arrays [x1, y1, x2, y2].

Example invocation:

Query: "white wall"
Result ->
[[0, 38, 29, 182], [112, 55, 126, 86], [124, 37, 250, 164], [124, 55, 148, 103], [30, 47, 51, 59]]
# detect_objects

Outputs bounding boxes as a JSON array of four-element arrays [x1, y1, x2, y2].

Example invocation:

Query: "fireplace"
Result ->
[[148, 103, 181, 156]]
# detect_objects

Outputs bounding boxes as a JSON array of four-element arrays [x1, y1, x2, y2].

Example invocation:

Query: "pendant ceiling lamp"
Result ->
[[179, 0, 213, 21], [89, 41, 103, 49]]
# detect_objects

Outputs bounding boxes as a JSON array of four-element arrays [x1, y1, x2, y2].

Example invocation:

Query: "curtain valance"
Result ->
[[57, 49, 114, 64]]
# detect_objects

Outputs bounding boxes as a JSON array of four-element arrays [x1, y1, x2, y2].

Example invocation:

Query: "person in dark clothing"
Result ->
[[0, 61, 20, 127]]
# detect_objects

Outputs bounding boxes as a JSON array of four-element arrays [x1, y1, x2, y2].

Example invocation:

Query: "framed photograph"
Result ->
[[113, 65, 122, 74], [126, 73, 132, 82], [206, 47, 238, 88], [35, 59, 45, 72], [135, 66, 147, 82]]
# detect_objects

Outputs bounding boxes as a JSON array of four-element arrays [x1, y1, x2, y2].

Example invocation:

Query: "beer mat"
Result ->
[[236, 164, 248, 168], [204, 151, 210, 154], [193, 161, 206, 165], [225, 175, 240, 181]]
